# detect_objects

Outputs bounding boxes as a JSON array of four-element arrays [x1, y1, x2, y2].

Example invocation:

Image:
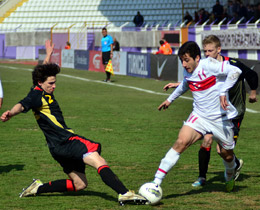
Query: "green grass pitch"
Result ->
[[0, 63, 260, 210]]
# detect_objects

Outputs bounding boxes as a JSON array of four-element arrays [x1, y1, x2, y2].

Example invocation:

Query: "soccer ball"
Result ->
[[138, 182, 162, 205]]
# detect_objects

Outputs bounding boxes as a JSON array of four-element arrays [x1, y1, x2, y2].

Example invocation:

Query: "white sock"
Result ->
[[223, 156, 236, 181], [153, 148, 180, 185]]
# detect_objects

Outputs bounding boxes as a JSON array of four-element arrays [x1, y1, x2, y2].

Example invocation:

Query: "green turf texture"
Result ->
[[0, 63, 260, 210]]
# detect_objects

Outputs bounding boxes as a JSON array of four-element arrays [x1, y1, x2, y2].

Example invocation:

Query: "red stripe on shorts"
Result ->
[[68, 136, 99, 153], [192, 117, 198, 123], [188, 115, 194, 122]]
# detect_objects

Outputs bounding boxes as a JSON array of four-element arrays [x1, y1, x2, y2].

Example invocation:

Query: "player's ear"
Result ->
[[217, 47, 221, 54]]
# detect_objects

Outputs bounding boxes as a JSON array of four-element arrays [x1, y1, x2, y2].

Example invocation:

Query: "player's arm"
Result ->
[[43, 40, 54, 64], [236, 61, 258, 103], [163, 82, 181, 91], [0, 80, 3, 109], [158, 80, 189, 111], [219, 62, 242, 110], [1, 103, 24, 122]]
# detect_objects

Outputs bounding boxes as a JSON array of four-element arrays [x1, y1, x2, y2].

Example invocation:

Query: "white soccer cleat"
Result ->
[[19, 179, 43, 198], [234, 159, 243, 181], [118, 190, 147, 206]]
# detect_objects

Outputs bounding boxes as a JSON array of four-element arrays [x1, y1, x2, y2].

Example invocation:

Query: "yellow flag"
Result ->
[[105, 59, 114, 75]]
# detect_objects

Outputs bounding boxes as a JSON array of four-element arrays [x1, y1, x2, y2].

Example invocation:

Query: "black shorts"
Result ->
[[232, 117, 243, 137], [102, 51, 110, 65], [50, 134, 101, 174]]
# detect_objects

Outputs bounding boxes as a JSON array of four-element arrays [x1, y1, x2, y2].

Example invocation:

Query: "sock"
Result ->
[[153, 148, 180, 185], [98, 165, 128, 195], [198, 146, 211, 179], [235, 155, 240, 170], [223, 156, 236, 181], [37, 179, 76, 194], [106, 71, 111, 80]]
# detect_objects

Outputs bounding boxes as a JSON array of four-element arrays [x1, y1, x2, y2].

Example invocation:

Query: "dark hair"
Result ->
[[178, 41, 201, 60], [102, 27, 107, 31], [32, 63, 60, 85], [159, 40, 165, 45]]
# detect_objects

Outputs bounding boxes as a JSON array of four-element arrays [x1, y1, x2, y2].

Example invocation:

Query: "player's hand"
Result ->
[[163, 83, 180, 91], [158, 100, 171, 111], [1, 110, 12, 122], [249, 90, 257, 103], [220, 95, 229, 110], [45, 40, 54, 56]]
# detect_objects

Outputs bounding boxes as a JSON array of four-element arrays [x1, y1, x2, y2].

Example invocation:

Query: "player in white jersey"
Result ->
[[150, 41, 242, 193]]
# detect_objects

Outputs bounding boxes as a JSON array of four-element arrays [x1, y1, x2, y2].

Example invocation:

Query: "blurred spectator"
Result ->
[[226, 0, 234, 21], [113, 37, 120, 51], [65, 41, 71, 49], [238, 1, 248, 22], [133, 11, 144, 27], [254, 3, 260, 21], [198, 8, 209, 24], [232, 0, 240, 15], [184, 11, 193, 24], [247, 4, 255, 21], [212, 0, 224, 23], [194, 11, 199, 23], [155, 40, 172, 55]]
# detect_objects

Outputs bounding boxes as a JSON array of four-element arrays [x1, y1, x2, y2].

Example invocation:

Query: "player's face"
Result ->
[[102, 29, 107, 37], [203, 43, 221, 60], [38, 76, 56, 94], [180, 53, 200, 73]]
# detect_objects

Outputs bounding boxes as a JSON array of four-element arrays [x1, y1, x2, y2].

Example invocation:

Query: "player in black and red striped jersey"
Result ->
[[0, 40, 146, 205]]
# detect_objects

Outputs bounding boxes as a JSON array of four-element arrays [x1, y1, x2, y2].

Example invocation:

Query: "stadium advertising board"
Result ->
[[74, 50, 89, 70], [61, 49, 75, 68], [127, 52, 150, 78], [112, 51, 127, 75], [201, 28, 260, 50], [150, 54, 178, 81], [89, 50, 105, 73], [16, 46, 35, 59], [50, 49, 61, 66]]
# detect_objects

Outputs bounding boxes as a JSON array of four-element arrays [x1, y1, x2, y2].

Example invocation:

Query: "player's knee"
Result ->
[[174, 138, 189, 153]]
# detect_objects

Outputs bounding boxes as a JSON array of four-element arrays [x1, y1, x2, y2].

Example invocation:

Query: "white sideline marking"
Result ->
[[1, 65, 259, 113]]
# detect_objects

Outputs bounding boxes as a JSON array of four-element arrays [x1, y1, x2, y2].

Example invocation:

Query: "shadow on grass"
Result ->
[[0, 164, 25, 174], [164, 171, 250, 199], [37, 190, 117, 202]]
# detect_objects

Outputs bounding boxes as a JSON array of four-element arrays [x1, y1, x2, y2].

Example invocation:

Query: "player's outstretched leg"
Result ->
[[20, 179, 78, 197], [223, 156, 236, 192]]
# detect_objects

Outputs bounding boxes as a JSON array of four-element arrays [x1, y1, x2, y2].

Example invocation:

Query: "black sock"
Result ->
[[98, 165, 128, 195], [235, 155, 240, 169], [198, 146, 211, 179], [106, 72, 111, 80], [37, 179, 76, 194]]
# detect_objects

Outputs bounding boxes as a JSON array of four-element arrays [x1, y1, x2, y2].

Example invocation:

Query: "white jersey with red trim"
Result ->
[[167, 57, 242, 121]]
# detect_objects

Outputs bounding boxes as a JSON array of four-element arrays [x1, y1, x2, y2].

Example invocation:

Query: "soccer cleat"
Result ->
[[118, 190, 147, 206], [225, 178, 235, 192], [234, 159, 243, 181], [192, 177, 206, 187], [19, 179, 43, 198]]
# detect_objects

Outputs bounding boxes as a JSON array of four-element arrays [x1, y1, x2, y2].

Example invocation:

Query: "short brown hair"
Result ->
[[202, 35, 221, 48]]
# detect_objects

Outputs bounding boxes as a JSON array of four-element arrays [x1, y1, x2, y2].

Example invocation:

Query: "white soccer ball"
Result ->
[[138, 182, 163, 205]]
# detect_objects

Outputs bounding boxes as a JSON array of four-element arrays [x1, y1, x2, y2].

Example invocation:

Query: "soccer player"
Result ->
[[0, 40, 146, 205], [101, 27, 113, 82], [152, 41, 242, 192], [191, 35, 258, 187]]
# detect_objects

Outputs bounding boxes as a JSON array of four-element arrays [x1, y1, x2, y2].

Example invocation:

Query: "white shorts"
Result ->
[[184, 112, 235, 150]]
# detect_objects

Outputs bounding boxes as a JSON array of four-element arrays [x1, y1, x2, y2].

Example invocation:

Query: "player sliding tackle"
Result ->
[[151, 41, 242, 192], [1, 40, 146, 206]]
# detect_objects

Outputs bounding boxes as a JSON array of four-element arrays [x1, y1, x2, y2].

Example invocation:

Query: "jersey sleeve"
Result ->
[[233, 59, 259, 90], [167, 80, 189, 103], [19, 89, 43, 113], [109, 35, 114, 45], [0, 79, 3, 98]]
